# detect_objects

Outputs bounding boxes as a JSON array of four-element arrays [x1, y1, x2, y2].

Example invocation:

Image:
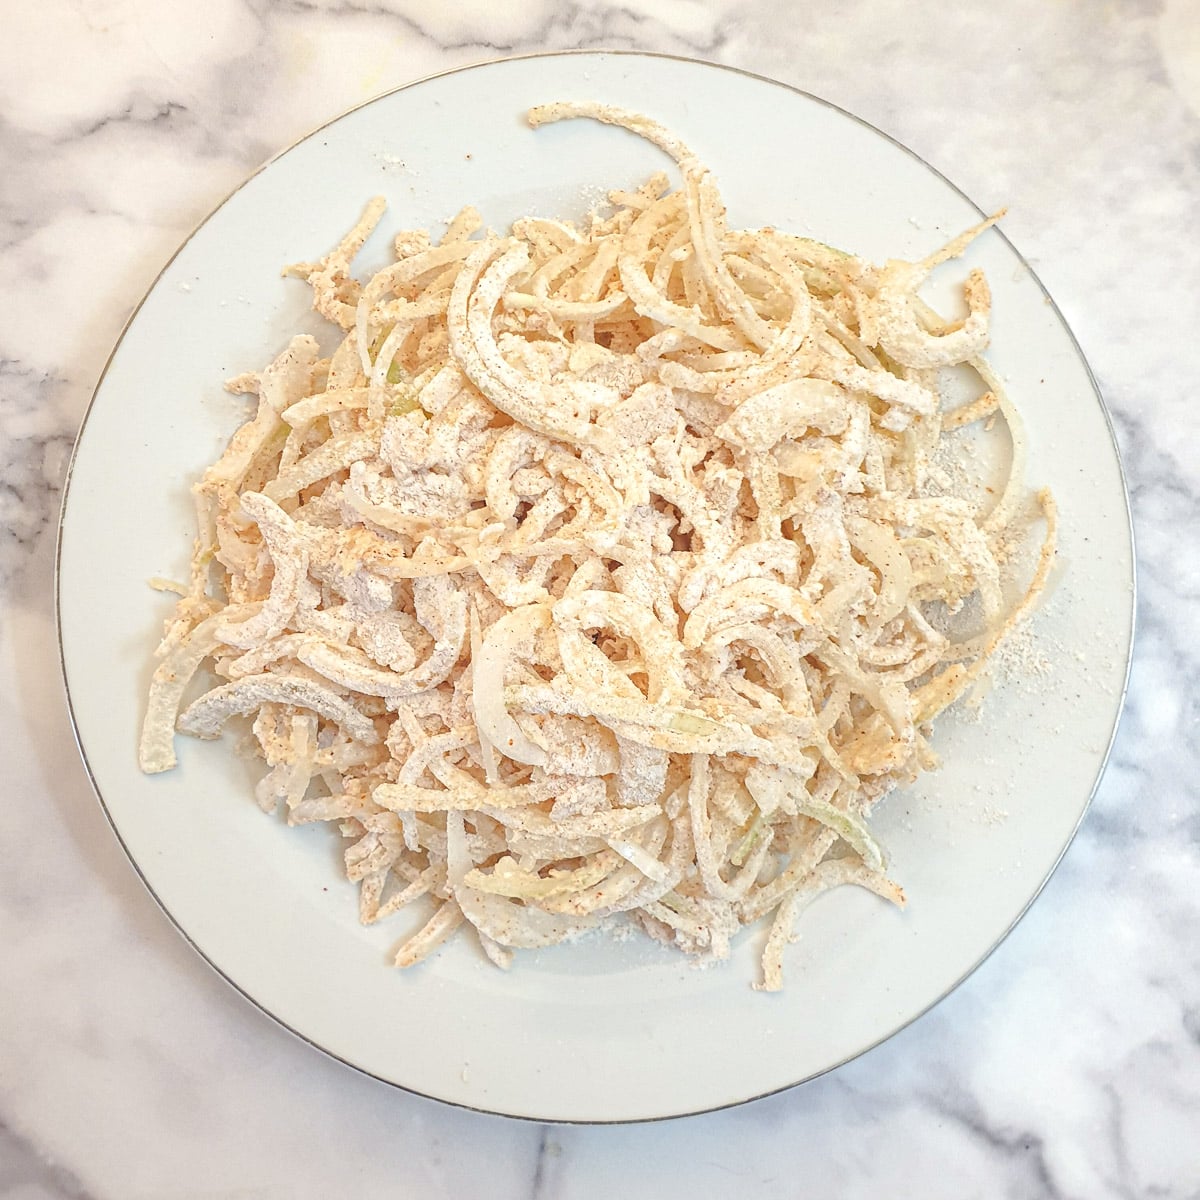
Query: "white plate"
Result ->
[[57, 51, 1134, 1123]]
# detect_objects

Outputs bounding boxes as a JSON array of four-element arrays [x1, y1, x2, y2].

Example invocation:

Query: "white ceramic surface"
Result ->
[[57, 53, 1132, 1123]]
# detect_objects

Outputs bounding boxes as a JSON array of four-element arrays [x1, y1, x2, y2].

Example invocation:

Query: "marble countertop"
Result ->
[[3, 2, 1197, 1197]]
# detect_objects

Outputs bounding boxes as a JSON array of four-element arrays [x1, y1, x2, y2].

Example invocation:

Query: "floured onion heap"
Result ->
[[141, 103, 1054, 989]]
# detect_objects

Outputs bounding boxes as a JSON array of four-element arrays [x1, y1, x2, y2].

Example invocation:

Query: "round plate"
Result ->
[[57, 51, 1134, 1123]]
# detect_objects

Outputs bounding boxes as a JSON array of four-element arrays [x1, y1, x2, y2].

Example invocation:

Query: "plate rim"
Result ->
[[54, 47, 1138, 1124]]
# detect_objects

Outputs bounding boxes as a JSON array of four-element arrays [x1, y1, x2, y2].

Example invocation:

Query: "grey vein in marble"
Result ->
[[0, 1120, 92, 1200]]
